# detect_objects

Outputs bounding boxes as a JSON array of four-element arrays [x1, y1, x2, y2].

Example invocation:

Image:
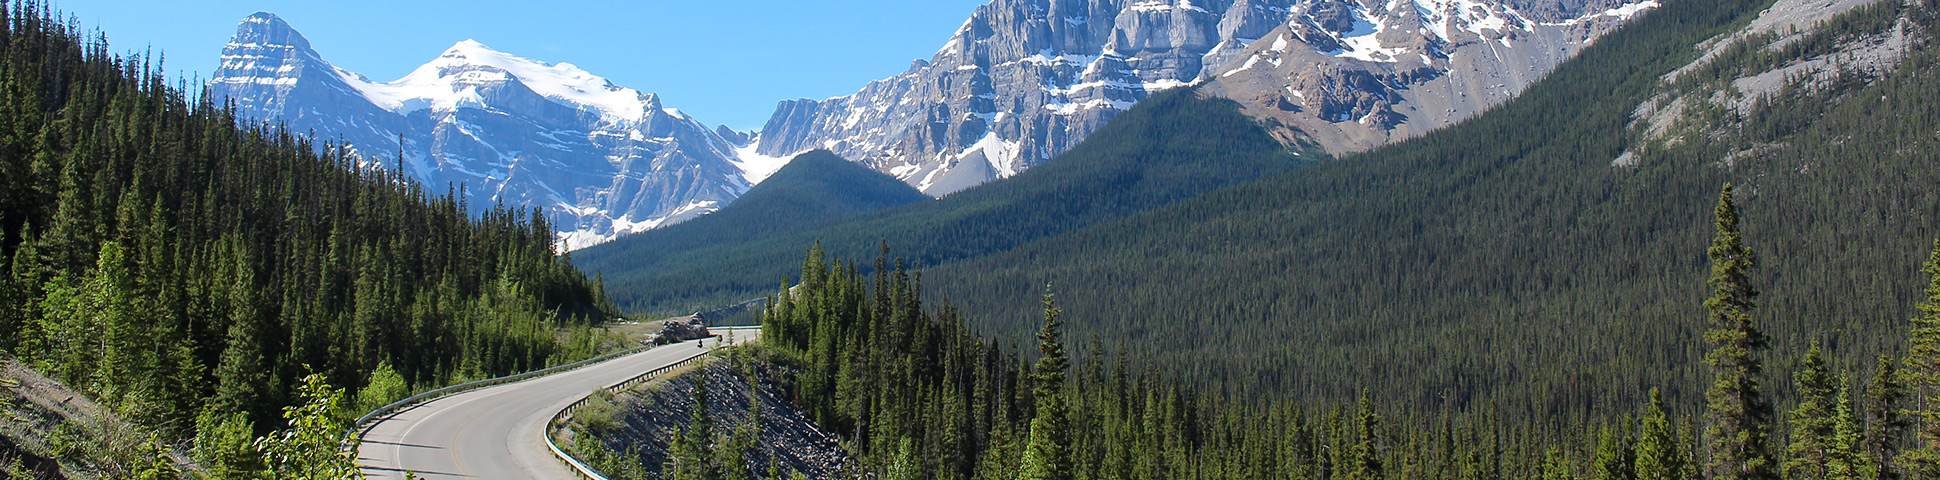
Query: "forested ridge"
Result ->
[[574, 88, 1309, 315], [576, 150, 928, 275], [0, 0, 612, 473]]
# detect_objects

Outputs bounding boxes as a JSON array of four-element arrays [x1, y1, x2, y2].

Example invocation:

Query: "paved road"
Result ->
[[357, 327, 760, 479]]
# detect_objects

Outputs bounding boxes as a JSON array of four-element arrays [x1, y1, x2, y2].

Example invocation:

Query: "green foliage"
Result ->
[[885, 437, 920, 480], [1591, 425, 1634, 480], [578, 388, 621, 434], [1702, 183, 1777, 480], [759, 246, 1648, 479], [1868, 354, 1909, 480], [668, 377, 721, 480], [1904, 239, 1940, 478], [1635, 389, 1686, 480], [1827, 387, 1879, 480], [1787, 343, 1839, 479], [1017, 288, 1071, 480], [194, 410, 265, 478], [257, 373, 355, 479], [355, 361, 409, 415]]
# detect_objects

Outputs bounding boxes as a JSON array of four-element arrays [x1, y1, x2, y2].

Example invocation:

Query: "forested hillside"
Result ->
[[0, 0, 610, 466], [909, 0, 1940, 417], [629, 224, 1939, 479], [575, 90, 1308, 314], [574, 150, 926, 275]]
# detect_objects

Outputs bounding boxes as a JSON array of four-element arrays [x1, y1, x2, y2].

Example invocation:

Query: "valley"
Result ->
[[0, 0, 1936, 478]]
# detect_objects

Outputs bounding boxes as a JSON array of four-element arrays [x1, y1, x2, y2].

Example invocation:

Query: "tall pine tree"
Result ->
[[1701, 183, 1777, 480], [1870, 354, 1910, 480], [1636, 388, 1686, 480], [1017, 285, 1072, 480], [1901, 239, 1940, 479], [1786, 343, 1839, 480]]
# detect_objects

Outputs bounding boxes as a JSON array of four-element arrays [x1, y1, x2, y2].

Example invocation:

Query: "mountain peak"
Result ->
[[228, 12, 311, 51], [368, 39, 650, 122], [440, 39, 499, 58]]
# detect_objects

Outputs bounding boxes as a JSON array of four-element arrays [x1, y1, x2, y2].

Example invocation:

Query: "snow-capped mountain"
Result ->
[[1201, 0, 1659, 152], [210, 13, 758, 250], [756, 0, 1656, 195]]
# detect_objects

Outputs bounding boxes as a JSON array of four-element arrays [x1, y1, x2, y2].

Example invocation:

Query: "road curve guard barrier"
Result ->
[[346, 341, 662, 445]]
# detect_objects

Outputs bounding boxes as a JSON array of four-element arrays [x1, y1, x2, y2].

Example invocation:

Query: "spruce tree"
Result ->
[[1701, 183, 1777, 480], [1542, 447, 1575, 480], [1637, 388, 1685, 480], [1017, 285, 1072, 480], [1591, 424, 1635, 480], [1348, 391, 1384, 480], [671, 377, 721, 480], [977, 423, 1020, 480], [1829, 386, 1880, 480], [1902, 238, 1940, 480], [1869, 354, 1909, 480], [1787, 343, 1840, 479]]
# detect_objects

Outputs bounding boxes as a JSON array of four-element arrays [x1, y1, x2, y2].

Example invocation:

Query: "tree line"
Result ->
[[699, 183, 1940, 479]]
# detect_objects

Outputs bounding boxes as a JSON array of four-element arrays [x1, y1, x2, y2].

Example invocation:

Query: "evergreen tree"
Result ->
[[1829, 386, 1881, 480], [671, 378, 720, 480], [977, 423, 1020, 480], [211, 253, 275, 429], [357, 361, 410, 414], [1591, 424, 1636, 480], [1017, 286, 1072, 480], [1788, 343, 1841, 479], [192, 410, 264, 478], [1349, 391, 1385, 480], [1701, 183, 1777, 480], [1637, 388, 1686, 480], [1542, 446, 1575, 480], [1902, 239, 1940, 479], [1870, 354, 1910, 480], [886, 437, 921, 480]]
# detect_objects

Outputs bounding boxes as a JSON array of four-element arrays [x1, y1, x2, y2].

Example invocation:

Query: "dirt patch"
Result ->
[[0, 357, 196, 479]]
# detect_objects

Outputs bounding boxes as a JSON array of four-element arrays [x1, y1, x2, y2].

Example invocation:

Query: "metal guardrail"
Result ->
[[346, 341, 663, 443]]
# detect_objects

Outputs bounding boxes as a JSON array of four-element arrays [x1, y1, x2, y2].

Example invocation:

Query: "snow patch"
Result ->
[[1547, 0, 1660, 26], [1322, 6, 1410, 63], [1043, 98, 1136, 115], [338, 40, 655, 123], [732, 139, 802, 186]]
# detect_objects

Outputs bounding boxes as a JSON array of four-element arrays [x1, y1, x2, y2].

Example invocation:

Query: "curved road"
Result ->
[[357, 327, 760, 479]]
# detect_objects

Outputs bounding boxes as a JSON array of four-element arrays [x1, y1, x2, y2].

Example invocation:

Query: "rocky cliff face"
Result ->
[[757, 0, 1655, 194], [209, 13, 749, 250], [1201, 0, 1658, 153]]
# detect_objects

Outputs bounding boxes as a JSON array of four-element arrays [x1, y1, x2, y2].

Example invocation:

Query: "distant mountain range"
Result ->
[[212, 0, 1657, 248], [209, 13, 766, 250]]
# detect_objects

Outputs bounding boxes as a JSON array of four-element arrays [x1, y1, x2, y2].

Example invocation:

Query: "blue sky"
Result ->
[[49, 0, 988, 131]]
